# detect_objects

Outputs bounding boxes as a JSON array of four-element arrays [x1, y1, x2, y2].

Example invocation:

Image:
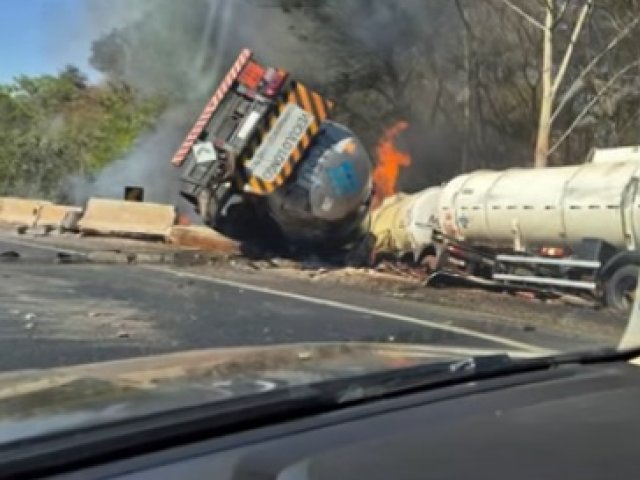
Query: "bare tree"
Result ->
[[499, 0, 640, 167], [455, 0, 473, 172], [501, 0, 593, 167]]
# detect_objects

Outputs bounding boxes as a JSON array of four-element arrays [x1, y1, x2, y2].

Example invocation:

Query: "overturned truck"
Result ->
[[373, 147, 640, 310], [171, 49, 372, 254]]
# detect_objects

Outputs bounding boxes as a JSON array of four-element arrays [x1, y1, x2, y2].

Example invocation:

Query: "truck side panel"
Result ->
[[439, 161, 640, 251]]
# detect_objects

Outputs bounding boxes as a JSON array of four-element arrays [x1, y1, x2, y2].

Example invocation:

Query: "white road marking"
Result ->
[[146, 266, 553, 354], [0, 234, 552, 354]]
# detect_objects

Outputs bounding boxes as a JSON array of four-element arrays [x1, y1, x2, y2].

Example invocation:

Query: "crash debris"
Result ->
[[166, 225, 241, 255], [368, 146, 640, 311], [3, 48, 640, 313]]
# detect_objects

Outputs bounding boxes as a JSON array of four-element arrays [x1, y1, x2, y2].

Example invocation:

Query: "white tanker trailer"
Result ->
[[371, 147, 640, 310]]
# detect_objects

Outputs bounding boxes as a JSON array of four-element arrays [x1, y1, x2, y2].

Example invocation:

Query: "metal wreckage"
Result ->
[[3, 48, 640, 309], [171, 49, 374, 257]]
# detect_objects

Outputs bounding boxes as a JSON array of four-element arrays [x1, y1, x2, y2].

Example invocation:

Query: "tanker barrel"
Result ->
[[370, 187, 442, 260], [438, 159, 640, 251]]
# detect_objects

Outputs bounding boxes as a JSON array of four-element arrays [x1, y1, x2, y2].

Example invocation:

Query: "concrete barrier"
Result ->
[[0, 197, 52, 226], [35, 204, 84, 228], [78, 198, 176, 238]]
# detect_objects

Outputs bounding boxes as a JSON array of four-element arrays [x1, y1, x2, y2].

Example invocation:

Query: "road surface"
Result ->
[[0, 233, 620, 372]]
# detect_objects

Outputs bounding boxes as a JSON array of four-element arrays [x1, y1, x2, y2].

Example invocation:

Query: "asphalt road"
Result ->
[[0, 235, 610, 372]]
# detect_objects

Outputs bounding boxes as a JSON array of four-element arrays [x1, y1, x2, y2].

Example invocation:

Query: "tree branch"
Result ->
[[455, 0, 474, 35], [499, 0, 549, 31], [551, 14, 640, 122], [551, 0, 593, 95], [549, 59, 640, 155], [554, 0, 570, 27]]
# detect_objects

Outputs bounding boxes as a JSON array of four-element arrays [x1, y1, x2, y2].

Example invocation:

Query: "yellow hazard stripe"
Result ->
[[287, 89, 297, 106], [282, 158, 294, 178], [296, 84, 320, 135], [248, 177, 262, 193], [312, 91, 328, 122]]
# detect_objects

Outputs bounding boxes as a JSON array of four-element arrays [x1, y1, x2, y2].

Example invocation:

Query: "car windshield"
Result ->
[[1, 0, 640, 447]]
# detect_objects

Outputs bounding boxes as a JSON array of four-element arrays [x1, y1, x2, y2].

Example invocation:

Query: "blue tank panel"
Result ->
[[266, 122, 373, 246]]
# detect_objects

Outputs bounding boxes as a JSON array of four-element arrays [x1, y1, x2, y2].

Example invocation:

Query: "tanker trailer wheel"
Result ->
[[605, 265, 639, 312]]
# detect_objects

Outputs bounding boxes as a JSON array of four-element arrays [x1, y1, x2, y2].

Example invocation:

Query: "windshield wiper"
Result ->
[[330, 354, 513, 403], [324, 346, 640, 405]]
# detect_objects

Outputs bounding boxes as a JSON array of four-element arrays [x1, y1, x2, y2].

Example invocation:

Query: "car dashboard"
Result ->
[[48, 361, 640, 480]]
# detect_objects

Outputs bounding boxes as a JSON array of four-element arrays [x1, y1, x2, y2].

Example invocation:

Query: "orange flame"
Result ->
[[372, 121, 411, 208], [176, 213, 192, 226]]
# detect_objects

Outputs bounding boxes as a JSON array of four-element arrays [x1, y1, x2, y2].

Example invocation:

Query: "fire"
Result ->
[[372, 121, 411, 208], [176, 213, 192, 226]]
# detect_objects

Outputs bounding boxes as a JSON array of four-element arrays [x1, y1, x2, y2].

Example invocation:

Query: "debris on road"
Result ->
[[167, 225, 241, 254], [55, 252, 86, 264], [61, 209, 83, 232], [0, 251, 20, 262], [375, 261, 428, 281], [116, 330, 131, 339], [86, 251, 136, 265], [4, 50, 639, 316]]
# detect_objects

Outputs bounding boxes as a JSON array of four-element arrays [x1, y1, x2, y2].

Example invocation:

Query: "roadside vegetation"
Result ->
[[2, 0, 640, 199], [0, 67, 165, 200]]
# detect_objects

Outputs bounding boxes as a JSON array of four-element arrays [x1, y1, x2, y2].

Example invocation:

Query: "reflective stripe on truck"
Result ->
[[242, 81, 335, 195], [171, 49, 253, 167]]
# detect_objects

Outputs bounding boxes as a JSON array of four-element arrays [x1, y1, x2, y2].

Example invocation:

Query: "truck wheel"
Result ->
[[605, 265, 639, 312]]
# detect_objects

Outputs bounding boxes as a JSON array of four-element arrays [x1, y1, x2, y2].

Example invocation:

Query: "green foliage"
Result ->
[[0, 66, 166, 199]]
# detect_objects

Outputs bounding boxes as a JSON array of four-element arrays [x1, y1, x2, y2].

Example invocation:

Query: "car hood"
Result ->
[[0, 342, 525, 444]]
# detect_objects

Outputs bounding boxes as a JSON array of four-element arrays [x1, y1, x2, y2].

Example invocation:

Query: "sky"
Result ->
[[0, 0, 110, 83]]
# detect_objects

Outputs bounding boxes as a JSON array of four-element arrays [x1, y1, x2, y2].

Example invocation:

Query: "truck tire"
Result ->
[[605, 265, 639, 312]]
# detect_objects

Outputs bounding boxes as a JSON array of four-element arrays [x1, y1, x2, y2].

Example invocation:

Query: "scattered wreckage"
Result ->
[[3, 49, 640, 312], [171, 49, 373, 254], [2, 48, 375, 258], [371, 146, 640, 311]]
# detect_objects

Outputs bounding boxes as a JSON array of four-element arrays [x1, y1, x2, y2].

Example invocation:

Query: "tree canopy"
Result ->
[[0, 67, 166, 199], [277, 0, 640, 185], [2, 0, 640, 199]]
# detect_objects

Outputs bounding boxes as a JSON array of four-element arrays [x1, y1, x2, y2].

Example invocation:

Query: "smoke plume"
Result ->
[[67, 0, 459, 205], [67, 0, 320, 206]]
